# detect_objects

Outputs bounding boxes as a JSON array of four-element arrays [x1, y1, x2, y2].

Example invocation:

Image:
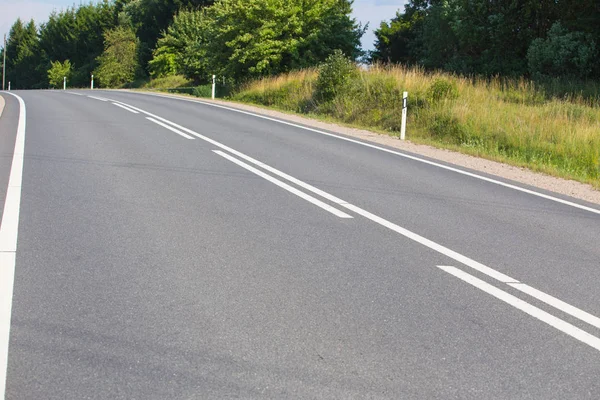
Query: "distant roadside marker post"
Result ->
[[2, 34, 5, 91], [63, 76, 66, 90], [91, 74, 94, 90], [7, 82, 9, 91], [211, 75, 216, 100], [401, 91, 408, 140]]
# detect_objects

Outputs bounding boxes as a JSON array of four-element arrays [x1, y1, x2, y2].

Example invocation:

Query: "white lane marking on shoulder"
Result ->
[[214, 151, 352, 219], [507, 282, 600, 330], [112, 103, 139, 114], [65, 92, 84, 96], [123, 90, 600, 216], [146, 117, 194, 140], [0, 92, 26, 398], [107, 97, 600, 334], [87, 95, 108, 102], [438, 266, 600, 352]]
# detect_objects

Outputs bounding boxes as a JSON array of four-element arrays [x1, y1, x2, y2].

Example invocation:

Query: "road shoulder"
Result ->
[[0, 95, 5, 119]]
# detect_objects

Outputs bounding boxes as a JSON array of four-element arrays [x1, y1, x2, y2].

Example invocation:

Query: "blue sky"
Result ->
[[1, 0, 407, 51]]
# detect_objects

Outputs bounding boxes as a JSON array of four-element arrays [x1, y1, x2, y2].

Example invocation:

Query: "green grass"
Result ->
[[233, 65, 600, 188]]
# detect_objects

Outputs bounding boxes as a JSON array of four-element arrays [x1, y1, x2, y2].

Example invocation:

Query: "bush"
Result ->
[[427, 78, 459, 104], [315, 50, 359, 102], [47, 60, 72, 88]]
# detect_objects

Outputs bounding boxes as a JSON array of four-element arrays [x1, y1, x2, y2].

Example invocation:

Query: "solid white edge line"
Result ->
[[213, 151, 352, 219], [123, 90, 600, 216], [438, 266, 600, 352], [87, 95, 108, 102], [146, 117, 194, 140], [508, 282, 600, 330], [0, 92, 26, 398], [109, 97, 600, 332], [112, 103, 139, 114]]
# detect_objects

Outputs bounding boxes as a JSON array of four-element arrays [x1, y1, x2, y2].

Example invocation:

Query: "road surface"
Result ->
[[1, 89, 599, 399]]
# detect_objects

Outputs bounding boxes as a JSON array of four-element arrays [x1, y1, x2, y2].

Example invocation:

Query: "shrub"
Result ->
[[47, 60, 72, 88], [427, 78, 459, 104], [315, 50, 359, 102]]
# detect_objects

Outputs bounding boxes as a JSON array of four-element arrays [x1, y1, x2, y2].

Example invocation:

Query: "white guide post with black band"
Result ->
[[211, 74, 216, 100], [401, 91, 408, 140]]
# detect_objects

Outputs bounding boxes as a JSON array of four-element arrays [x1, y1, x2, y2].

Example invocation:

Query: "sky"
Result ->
[[0, 0, 407, 51]]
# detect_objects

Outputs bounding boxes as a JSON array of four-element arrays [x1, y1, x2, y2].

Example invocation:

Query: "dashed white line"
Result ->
[[65, 91, 84, 96], [0, 92, 26, 398], [438, 266, 600, 352], [146, 117, 194, 140], [213, 150, 352, 219], [112, 103, 139, 114], [87, 95, 108, 102]]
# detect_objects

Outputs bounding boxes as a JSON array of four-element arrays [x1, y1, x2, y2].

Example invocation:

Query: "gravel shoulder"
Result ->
[[0, 94, 5, 118], [132, 90, 600, 206]]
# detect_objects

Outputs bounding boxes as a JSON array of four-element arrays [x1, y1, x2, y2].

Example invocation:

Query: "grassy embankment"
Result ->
[[232, 65, 600, 189]]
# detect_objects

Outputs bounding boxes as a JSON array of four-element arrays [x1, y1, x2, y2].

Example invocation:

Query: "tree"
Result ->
[[149, 9, 211, 80], [203, 0, 364, 81], [47, 60, 72, 88], [39, 2, 116, 87], [120, 0, 214, 70], [527, 22, 598, 80], [94, 26, 142, 87], [372, 11, 418, 64], [4, 19, 45, 89]]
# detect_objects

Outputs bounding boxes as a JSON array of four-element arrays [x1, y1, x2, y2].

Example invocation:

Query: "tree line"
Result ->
[[371, 0, 600, 81], [0, 0, 363, 89], [2, 0, 599, 90]]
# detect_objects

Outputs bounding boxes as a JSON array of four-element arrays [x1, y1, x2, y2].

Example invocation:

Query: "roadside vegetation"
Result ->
[[234, 52, 600, 188]]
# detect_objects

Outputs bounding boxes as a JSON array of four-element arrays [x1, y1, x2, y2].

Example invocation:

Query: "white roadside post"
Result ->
[[211, 74, 216, 100], [400, 91, 408, 140], [63, 76, 66, 90], [7, 82, 10, 91], [91, 74, 94, 90]]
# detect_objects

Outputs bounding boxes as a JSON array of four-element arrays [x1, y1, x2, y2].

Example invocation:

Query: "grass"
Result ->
[[233, 65, 600, 188]]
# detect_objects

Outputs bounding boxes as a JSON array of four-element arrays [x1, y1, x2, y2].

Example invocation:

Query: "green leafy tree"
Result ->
[[94, 26, 142, 87], [201, 0, 364, 81], [528, 22, 598, 80], [149, 9, 211, 80], [372, 10, 420, 64], [120, 0, 214, 70], [39, 2, 116, 87], [47, 60, 72, 88]]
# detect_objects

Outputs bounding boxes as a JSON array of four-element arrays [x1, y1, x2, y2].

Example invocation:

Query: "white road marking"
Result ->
[[123, 90, 600, 216], [507, 282, 600, 330], [87, 95, 108, 102], [146, 117, 194, 140], [0, 92, 26, 398], [112, 103, 139, 114], [107, 97, 600, 341], [65, 92, 84, 96], [213, 150, 352, 219], [438, 266, 600, 352]]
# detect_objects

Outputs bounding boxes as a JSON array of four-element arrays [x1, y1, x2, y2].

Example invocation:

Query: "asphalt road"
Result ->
[[1, 89, 599, 399]]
